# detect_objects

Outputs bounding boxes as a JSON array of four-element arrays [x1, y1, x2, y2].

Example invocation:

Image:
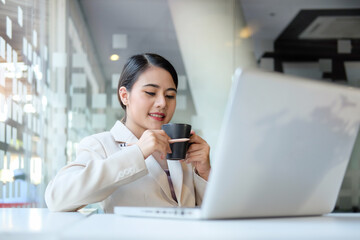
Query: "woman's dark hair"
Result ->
[[117, 53, 178, 121]]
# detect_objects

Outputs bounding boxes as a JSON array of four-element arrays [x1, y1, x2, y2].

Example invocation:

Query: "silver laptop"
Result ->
[[115, 68, 360, 219]]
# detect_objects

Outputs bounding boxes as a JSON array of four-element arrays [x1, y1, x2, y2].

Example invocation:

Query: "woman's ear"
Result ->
[[119, 87, 129, 106]]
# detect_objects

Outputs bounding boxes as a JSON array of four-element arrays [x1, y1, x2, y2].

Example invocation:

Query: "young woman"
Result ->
[[45, 53, 211, 213]]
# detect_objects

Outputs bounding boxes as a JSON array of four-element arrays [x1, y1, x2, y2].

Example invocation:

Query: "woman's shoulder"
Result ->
[[79, 131, 113, 146], [76, 131, 118, 157], [78, 121, 128, 150]]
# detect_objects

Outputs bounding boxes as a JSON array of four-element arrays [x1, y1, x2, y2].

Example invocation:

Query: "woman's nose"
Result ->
[[155, 95, 166, 108]]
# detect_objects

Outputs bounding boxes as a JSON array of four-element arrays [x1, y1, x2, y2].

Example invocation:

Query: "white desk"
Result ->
[[1, 209, 360, 239], [62, 213, 360, 240], [0, 208, 87, 240]]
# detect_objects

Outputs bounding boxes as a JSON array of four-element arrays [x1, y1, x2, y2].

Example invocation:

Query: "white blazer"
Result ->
[[45, 121, 207, 213]]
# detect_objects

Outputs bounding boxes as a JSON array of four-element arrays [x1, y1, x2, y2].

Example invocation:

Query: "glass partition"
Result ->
[[0, 0, 49, 207]]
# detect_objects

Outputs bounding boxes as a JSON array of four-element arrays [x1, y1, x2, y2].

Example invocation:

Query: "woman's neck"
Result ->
[[124, 121, 145, 139]]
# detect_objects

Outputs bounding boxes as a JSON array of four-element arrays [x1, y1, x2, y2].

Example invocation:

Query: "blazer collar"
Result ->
[[110, 120, 184, 204], [110, 121, 137, 143]]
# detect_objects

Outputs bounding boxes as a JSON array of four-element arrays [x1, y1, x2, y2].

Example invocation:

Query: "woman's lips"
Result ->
[[149, 113, 165, 121]]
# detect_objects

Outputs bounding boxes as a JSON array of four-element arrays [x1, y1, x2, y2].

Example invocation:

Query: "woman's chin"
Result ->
[[146, 123, 163, 130], [146, 118, 169, 129]]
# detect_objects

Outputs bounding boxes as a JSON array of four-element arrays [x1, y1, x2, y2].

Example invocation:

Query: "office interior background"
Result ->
[[0, 0, 359, 211]]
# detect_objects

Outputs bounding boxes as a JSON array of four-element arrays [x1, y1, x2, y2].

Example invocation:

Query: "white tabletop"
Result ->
[[0, 208, 87, 240], [61, 213, 360, 240], [1, 209, 360, 240]]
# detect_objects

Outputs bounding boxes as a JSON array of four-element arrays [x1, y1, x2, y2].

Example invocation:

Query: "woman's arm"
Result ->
[[45, 136, 147, 212]]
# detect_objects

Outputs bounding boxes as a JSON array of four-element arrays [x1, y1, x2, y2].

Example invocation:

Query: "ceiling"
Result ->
[[78, 0, 186, 83], [241, 0, 360, 39], [79, 0, 360, 83], [240, 0, 360, 59]]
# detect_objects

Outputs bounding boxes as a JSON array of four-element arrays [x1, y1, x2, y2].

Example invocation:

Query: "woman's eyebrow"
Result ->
[[143, 84, 177, 93], [143, 84, 160, 88], [167, 88, 177, 93]]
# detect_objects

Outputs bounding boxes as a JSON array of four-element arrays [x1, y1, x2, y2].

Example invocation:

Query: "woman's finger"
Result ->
[[186, 151, 204, 159], [187, 144, 206, 153], [188, 152, 210, 163], [156, 132, 170, 143], [168, 138, 190, 143], [151, 131, 171, 152], [158, 136, 172, 154], [188, 135, 204, 144], [158, 130, 172, 141], [154, 141, 171, 157], [186, 157, 205, 165], [184, 157, 204, 166]]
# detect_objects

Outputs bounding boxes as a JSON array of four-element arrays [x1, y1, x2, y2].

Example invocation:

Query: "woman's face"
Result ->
[[122, 66, 177, 137]]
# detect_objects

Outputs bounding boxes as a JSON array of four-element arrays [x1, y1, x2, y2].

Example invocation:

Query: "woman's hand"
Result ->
[[136, 130, 172, 161], [182, 130, 211, 181]]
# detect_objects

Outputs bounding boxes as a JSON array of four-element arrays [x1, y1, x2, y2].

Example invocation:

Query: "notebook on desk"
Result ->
[[115, 68, 360, 220]]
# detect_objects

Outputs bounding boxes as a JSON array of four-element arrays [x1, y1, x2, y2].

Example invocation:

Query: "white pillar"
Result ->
[[168, 0, 256, 152]]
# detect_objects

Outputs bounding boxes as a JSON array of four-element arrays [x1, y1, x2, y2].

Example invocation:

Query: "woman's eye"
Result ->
[[145, 91, 155, 96], [166, 95, 175, 99]]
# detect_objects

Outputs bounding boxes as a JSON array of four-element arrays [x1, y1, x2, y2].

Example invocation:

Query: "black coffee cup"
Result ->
[[162, 123, 192, 160]]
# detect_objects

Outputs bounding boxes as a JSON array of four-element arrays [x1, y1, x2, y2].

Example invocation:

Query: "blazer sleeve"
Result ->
[[193, 170, 208, 206], [45, 136, 148, 212]]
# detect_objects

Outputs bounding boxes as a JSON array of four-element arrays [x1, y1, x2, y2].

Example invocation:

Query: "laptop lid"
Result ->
[[201, 68, 360, 219]]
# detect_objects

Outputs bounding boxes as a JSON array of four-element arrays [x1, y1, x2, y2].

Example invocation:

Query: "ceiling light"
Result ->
[[110, 54, 120, 61], [239, 27, 253, 39]]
